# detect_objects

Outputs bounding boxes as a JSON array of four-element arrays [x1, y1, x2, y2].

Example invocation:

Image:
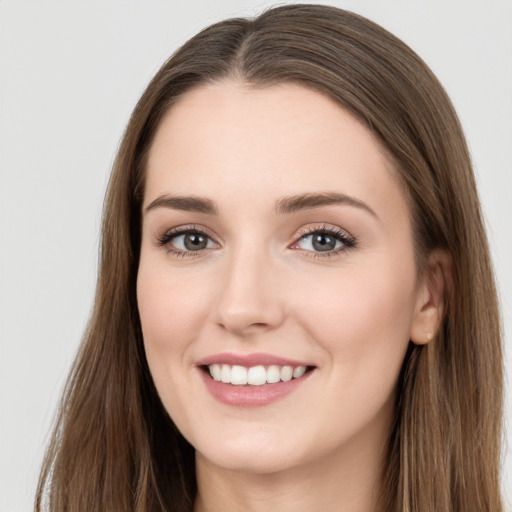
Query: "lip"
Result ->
[[196, 352, 315, 408], [198, 369, 314, 407], [196, 352, 312, 368]]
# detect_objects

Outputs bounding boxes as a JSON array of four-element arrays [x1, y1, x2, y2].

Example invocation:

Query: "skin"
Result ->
[[137, 81, 444, 512]]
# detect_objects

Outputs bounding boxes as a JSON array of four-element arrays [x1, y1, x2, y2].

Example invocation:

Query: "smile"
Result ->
[[207, 364, 307, 385], [196, 353, 315, 407]]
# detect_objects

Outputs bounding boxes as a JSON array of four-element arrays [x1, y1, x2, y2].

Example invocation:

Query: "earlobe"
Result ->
[[410, 249, 452, 345]]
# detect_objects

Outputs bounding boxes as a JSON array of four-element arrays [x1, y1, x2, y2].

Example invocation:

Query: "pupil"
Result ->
[[184, 233, 207, 251], [312, 234, 336, 251]]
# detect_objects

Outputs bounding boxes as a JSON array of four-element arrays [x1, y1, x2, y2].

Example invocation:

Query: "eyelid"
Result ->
[[289, 223, 357, 256], [156, 224, 220, 255], [155, 222, 356, 258], [293, 223, 352, 239]]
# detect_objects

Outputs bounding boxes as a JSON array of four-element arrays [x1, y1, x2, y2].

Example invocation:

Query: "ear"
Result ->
[[410, 249, 452, 345]]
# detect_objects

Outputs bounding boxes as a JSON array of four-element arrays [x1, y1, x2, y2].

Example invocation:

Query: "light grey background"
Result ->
[[1, 1, 511, 510]]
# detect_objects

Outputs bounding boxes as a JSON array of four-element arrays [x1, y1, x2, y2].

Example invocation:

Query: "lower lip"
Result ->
[[198, 369, 313, 407]]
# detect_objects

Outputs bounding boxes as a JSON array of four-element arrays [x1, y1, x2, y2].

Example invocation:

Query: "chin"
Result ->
[[193, 430, 306, 475], [198, 448, 298, 475]]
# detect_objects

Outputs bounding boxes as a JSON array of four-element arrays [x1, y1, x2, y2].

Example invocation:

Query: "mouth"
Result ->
[[202, 363, 313, 386], [196, 353, 316, 407]]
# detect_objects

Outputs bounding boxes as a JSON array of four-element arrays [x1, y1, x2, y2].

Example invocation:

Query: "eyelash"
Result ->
[[156, 224, 357, 259], [156, 225, 217, 258], [292, 225, 356, 258]]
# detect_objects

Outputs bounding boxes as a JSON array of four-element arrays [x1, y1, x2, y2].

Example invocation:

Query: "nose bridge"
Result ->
[[215, 237, 283, 334]]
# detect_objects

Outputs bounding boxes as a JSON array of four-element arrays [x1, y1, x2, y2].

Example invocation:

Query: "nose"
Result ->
[[214, 243, 285, 336]]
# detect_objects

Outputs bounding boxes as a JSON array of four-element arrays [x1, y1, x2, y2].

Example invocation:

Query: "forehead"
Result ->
[[144, 81, 409, 226]]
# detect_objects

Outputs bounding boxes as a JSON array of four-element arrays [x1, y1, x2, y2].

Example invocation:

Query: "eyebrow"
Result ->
[[275, 192, 378, 218], [145, 195, 218, 215], [144, 192, 377, 219]]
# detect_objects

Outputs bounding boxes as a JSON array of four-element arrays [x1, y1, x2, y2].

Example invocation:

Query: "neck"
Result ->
[[193, 420, 389, 512]]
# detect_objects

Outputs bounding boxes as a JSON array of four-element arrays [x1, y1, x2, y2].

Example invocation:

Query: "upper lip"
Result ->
[[196, 352, 313, 368]]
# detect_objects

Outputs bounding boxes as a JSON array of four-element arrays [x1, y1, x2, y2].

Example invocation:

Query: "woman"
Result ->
[[35, 4, 504, 511]]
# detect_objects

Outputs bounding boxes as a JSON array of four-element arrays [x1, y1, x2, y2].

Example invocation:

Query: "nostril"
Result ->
[[249, 322, 271, 329]]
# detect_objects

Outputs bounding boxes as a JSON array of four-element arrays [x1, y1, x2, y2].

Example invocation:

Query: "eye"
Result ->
[[158, 227, 219, 256], [291, 226, 356, 255], [298, 232, 341, 252], [172, 232, 216, 251]]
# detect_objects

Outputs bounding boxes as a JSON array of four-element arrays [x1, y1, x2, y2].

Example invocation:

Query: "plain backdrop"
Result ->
[[1, 1, 511, 510]]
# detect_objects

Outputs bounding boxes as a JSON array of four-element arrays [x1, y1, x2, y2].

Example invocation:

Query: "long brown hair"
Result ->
[[36, 5, 503, 511]]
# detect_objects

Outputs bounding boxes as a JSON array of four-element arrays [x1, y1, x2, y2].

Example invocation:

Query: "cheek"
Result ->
[[284, 263, 417, 446], [137, 259, 210, 343], [136, 259, 213, 394], [293, 259, 417, 381], [136, 259, 217, 429]]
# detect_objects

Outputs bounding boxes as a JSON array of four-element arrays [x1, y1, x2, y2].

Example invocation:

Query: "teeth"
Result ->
[[248, 365, 266, 385], [293, 366, 306, 378], [280, 365, 293, 382], [209, 364, 221, 381], [231, 365, 248, 385], [207, 363, 309, 385], [221, 364, 231, 383], [266, 365, 281, 383]]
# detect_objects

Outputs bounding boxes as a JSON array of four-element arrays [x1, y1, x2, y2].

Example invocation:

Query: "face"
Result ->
[[137, 81, 429, 475]]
